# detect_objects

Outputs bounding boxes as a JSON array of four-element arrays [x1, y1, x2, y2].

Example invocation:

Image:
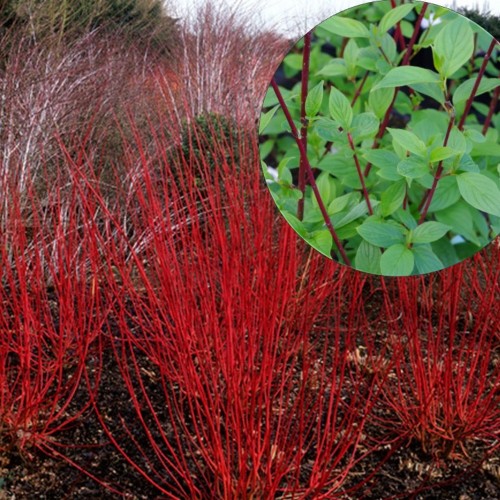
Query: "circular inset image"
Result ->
[[259, 1, 500, 276]]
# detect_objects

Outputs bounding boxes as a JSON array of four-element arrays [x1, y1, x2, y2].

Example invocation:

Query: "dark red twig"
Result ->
[[482, 85, 499, 135], [458, 38, 498, 131], [271, 79, 351, 265], [321, 72, 369, 160], [390, 0, 407, 52], [351, 71, 369, 107], [418, 110, 455, 224], [348, 132, 373, 215], [298, 32, 312, 221], [363, 90, 398, 177], [364, 3, 429, 177]]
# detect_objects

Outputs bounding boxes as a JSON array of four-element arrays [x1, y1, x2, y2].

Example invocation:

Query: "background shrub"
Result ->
[[177, 113, 242, 184], [0, 0, 178, 59]]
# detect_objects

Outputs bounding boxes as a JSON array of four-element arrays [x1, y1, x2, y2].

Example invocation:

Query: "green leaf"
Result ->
[[417, 173, 435, 189], [336, 199, 377, 228], [319, 155, 361, 188], [412, 221, 451, 243], [305, 81, 324, 118], [372, 66, 441, 91], [394, 208, 417, 229], [351, 112, 379, 141], [357, 219, 406, 247], [427, 176, 461, 212], [369, 87, 395, 120], [310, 229, 333, 257], [278, 166, 293, 185], [282, 211, 308, 238], [378, 167, 403, 181], [277, 156, 295, 178], [344, 39, 359, 76], [453, 77, 500, 106], [314, 118, 341, 141], [400, 20, 413, 38], [411, 82, 446, 105], [259, 139, 274, 159], [457, 154, 479, 173], [397, 156, 429, 178], [456, 172, 500, 217], [380, 244, 414, 276], [435, 201, 481, 246], [317, 60, 347, 77], [259, 105, 279, 134], [491, 215, 500, 236], [380, 33, 397, 64], [433, 17, 474, 78], [364, 149, 401, 180], [387, 128, 427, 157], [329, 87, 353, 129], [447, 128, 467, 155], [463, 128, 486, 144], [392, 139, 408, 160], [358, 47, 378, 71], [283, 54, 303, 71], [313, 172, 334, 208], [431, 238, 459, 267], [412, 245, 444, 273], [455, 241, 482, 260], [470, 140, 500, 157], [381, 180, 406, 216], [281, 186, 303, 201], [363, 149, 399, 168], [470, 206, 490, 240], [355, 241, 381, 274], [328, 193, 353, 215], [379, 3, 414, 33], [321, 15, 370, 38], [430, 146, 457, 163]]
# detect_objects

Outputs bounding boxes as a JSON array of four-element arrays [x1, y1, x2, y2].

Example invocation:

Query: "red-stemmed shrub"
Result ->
[[0, 165, 108, 456], [368, 244, 499, 462], [63, 107, 389, 498]]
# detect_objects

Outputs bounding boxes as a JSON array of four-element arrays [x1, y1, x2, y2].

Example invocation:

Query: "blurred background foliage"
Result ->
[[0, 0, 178, 56]]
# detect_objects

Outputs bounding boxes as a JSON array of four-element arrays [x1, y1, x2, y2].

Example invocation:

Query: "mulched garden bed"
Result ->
[[1, 341, 498, 499]]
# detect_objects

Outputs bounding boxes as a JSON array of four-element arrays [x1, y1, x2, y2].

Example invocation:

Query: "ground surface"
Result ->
[[1, 343, 498, 500]]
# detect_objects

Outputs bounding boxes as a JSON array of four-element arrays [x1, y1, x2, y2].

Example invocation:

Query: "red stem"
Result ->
[[418, 112, 455, 224], [458, 38, 498, 131], [320, 72, 369, 161], [298, 32, 312, 221], [401, 3, 428, 66], [339, 37, 348, 58], [403, 186, 408, 210], [351, 71, 369, 107], [347, 133, 373, 215], [364, 3, 429, 177], [482, 85, 499, 135], [390, 0, 407, 52], [417, 189, 429, 212], [271, 79, 351, 265], [363, 90, 398, 177], [319, 72, 369, 161]]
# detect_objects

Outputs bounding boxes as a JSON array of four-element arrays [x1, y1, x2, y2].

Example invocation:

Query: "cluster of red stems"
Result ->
[[0, 8, 499, 499]]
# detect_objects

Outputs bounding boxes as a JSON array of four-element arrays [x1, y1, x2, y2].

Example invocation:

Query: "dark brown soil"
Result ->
[[1, 342, 498, 500]]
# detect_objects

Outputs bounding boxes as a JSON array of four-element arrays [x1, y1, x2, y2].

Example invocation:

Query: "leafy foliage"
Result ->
[[260, 1, 500, 275], [176, 112, 242, 191]]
